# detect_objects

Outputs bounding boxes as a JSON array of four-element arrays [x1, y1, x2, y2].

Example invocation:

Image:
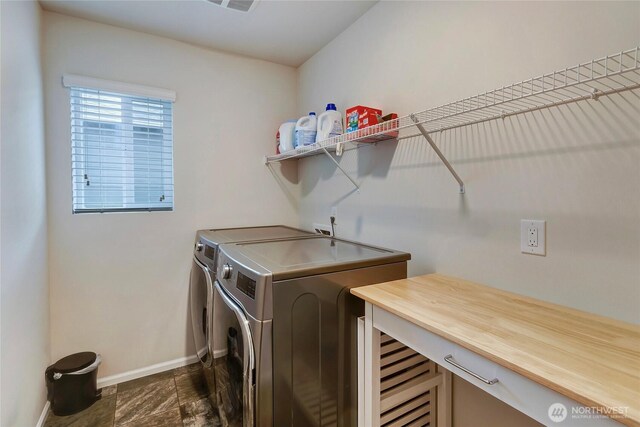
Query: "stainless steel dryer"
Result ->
[[212, 236, 410, 427], [189, 226, 313, 370]]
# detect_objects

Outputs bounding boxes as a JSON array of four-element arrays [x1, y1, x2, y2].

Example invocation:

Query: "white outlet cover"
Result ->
[[521, 220, 546, 256]]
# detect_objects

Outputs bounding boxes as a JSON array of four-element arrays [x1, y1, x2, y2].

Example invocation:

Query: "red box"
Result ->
[[346, 106, 382, 133]]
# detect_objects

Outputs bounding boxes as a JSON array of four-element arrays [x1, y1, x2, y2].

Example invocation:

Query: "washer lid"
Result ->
[[199, 225, 313, 247], [229, 236, 411, 280], [51, 352, 96, 374]]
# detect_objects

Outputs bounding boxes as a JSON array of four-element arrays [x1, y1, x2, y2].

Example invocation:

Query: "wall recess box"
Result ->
[[521, 220, 546, 256], [313, 222, 332, 236]]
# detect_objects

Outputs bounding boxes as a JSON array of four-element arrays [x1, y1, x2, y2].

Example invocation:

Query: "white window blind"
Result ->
[[70, 86, 174, 213]]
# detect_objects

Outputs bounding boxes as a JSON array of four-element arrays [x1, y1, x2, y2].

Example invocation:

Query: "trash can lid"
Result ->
[[51, 352, 96, 374]]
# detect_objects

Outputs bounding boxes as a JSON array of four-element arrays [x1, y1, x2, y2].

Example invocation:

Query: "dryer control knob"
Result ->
[[195, 242, 204, 252], [221, 264, 233, 279]]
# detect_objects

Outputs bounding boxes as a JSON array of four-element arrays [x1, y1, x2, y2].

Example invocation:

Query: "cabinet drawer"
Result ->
[[371, 305, 622, 427]]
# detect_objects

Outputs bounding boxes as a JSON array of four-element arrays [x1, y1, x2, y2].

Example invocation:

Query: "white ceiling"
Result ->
[[40, 0, 377, 67]]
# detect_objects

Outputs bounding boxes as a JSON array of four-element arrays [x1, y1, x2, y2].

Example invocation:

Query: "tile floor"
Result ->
[[44, 363, 221, 427]]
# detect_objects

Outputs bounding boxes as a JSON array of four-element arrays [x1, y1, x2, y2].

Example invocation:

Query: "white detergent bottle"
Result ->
[[295, 112, 317, 147], [278, 120, 297, 152], [316, 103, 343, 143]]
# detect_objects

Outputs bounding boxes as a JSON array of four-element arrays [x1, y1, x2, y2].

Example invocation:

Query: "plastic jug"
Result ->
[[295, 113, 317, 147], [316, 103, 343, 143], [278, 121, 297, 152]]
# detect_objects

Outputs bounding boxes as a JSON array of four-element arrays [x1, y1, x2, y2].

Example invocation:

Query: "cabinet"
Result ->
[[352, 274, 640, 427]]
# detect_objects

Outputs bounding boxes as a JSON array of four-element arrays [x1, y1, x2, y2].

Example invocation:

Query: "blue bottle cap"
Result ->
[[326, 103, 337, 111], [309, 112, 316, 116]]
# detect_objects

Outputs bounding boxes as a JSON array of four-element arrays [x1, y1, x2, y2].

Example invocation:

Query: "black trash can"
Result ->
[[45, 352, 102, 416]]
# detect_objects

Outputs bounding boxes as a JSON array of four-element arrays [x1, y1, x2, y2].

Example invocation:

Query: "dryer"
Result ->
[[212, 236, 410, 427], [189, 226, 314, 371]]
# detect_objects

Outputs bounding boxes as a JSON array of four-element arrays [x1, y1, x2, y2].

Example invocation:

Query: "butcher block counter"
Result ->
[[352, 274, 640, 427]]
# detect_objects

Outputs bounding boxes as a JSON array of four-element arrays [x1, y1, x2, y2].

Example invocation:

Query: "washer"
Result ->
[[212, 236, 410, 427], [189, 226, 314, 371]]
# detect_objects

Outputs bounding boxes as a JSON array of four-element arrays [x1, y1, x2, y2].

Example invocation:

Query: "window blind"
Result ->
[[70, 87, 174, 213]]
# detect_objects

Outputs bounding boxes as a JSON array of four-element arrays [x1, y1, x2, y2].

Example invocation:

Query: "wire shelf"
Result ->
[[264, 47, 640, 165], [265, 120, 401, 163], [410, 47, 640, 134]]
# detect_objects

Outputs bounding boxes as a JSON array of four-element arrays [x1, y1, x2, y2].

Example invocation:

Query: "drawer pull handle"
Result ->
[[444, 355, 499, 385]]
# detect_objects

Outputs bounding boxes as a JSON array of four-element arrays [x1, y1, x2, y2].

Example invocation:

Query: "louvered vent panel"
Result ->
[[379, 334, 437, 427]]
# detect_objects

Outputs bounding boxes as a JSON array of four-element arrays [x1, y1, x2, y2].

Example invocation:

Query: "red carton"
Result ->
[[346, 106, 382, 133]]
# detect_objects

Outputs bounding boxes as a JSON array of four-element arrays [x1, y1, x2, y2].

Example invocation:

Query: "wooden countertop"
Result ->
[[351, 274, 640, 426]]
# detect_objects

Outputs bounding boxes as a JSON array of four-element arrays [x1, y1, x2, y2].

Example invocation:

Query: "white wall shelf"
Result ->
[[265, 47, 640, 193]]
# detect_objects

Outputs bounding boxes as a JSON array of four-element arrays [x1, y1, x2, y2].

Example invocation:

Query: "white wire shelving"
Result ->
[[264, 47, 640, 193]]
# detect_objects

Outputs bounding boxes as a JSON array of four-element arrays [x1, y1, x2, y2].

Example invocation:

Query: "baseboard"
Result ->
[[213, 348, 227, 358], [97, 354, 199, 388], [36, 401, 50, 427]]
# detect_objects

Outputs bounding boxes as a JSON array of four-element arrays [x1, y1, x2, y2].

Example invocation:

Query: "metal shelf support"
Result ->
[[410, 114, 465, 194], [321, 146, 360, 192]]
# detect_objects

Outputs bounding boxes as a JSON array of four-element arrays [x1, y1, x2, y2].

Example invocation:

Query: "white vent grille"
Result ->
[[205, 0, 258, 12]]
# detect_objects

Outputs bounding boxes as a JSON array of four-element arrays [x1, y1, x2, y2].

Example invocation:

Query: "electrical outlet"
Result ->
[[528, 227, 538, 247], [521, 220, 546, 256]]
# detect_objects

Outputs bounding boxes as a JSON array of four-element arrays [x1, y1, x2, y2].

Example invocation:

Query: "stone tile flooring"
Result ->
[[44, 363, 221, 427]]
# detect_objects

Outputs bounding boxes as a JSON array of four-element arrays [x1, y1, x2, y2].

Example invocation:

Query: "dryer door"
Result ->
[[190, 258, 213, 367], [213, 281, 255, 427]]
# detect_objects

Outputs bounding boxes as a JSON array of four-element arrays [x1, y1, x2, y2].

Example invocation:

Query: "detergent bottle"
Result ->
[[316, 104, 343, 143], [295, 112, 317, 147], [278, 120, 297, 152]]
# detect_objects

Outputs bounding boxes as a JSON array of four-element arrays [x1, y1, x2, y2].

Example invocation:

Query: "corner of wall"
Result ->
[[1, 0, 50, 425]]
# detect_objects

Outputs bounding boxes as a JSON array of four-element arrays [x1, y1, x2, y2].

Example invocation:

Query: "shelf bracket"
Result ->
[[321, 147, 360, 192], [410, 114, 465, 194]]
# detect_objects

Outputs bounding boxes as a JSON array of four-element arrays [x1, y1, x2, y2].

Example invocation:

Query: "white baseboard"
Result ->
[[97, 354, 199, 388], [36, 401, 50, 427], [213, 348, 227, 358]]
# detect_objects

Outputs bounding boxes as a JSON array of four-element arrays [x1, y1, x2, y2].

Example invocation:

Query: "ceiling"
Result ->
[[40, 0, 377, 67]]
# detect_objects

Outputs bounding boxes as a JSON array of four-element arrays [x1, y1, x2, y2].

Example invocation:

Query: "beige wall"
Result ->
[[297, 1, 640, 324], [42, 12, 299, 378], [297, 2, 638, 425], [0, 1, 50, 425]]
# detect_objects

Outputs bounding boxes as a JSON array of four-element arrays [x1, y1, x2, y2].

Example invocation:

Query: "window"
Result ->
[[68, 80, 174, 213]]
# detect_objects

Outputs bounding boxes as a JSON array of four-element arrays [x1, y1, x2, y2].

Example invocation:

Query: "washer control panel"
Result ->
[[236, 271, 256, 299], [203, 245, 216, 260], [216, 246, 271, 320]]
